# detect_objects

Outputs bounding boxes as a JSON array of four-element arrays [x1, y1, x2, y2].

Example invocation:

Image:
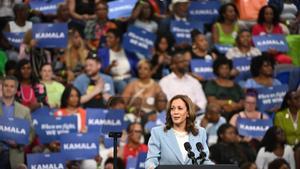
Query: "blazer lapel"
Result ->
[[165, 129, 185, 164]]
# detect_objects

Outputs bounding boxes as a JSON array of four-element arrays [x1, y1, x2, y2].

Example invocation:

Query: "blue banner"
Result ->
[[188, 1, 221, 23], [237, 118, 273, 138], [256, 85, 289, 112], [27, 153, 66, 169], [86, 108, 108, 134], [190, 59, 214, 79], [0, 117, 30, 145], [170, 20, 204, 44], [3, 32, 24, 48], [123, 26, 156, 56], [136, 152, 147, 169], [30, 0, 64, 15], [233, 57, 251, 81], [32, 23, 68, 48], [60, 133, 99, 160], [126, 157, 137, 169], [253, 35, 289, 52], [33, 115, 77, 144], [108, 0, 137, 19], [214, 44, 233, 54]]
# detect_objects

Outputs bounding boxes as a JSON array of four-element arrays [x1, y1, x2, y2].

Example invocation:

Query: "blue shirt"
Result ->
[[2, 102, 14, 118]]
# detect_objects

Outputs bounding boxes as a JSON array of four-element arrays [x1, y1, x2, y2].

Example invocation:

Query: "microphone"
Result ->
[[196, 142, 207, 164], [184, 142, 198, 165]]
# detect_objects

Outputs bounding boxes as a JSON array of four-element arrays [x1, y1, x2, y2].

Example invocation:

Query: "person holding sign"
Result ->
[[145, 95, 212, 169], [0, 76, 33, 169]]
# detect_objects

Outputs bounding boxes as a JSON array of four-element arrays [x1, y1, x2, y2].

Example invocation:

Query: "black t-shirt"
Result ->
[[83, 80, 106, 108]]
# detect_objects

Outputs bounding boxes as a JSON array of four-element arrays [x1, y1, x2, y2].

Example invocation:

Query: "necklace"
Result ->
[[21, 85, 33, 102]]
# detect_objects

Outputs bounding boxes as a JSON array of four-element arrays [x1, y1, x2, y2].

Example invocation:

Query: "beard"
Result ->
[[177, 67, 189, 74]]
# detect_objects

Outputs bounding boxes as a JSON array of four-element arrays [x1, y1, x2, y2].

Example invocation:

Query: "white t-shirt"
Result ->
[[109, 48, 131, 81], [8, 21, 32, 33], [173, 129, 189, 161]]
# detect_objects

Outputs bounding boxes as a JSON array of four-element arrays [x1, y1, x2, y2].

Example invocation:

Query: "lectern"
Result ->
[[157, 164, 239, 169]]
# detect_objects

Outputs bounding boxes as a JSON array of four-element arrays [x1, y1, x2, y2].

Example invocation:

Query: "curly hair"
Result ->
[[250, 55, 275, 77], [257, 5, 280, 25], [212, 57, 233, 77], [164, 95, 198, 136], [217, 3, 239, 23], [260, 126, 286, 152]]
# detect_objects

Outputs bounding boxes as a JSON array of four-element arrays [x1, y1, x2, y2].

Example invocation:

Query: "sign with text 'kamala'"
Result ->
[[27, 153, 65, 169], [214, 44, 233, 54], [30, 0, 64, 15], [32, 23, 68, 48], [123, 26, 156, 56], [108, 0, 137, 19], [188, 1, 220, 23], [4, 32, 24, 48], [233, 57, 251, 81], [190, 59, 214, 80], [0, 117, 30, 145], [33, 115, 77, 144], [87, 108, 125, 134], [171, 20, 204, 44], [253, 35, 289, 52], [237, 118, 273, 138], [256, 85, 288, 112], [60, 133, 99, 160], [136, 152, 147, 169]]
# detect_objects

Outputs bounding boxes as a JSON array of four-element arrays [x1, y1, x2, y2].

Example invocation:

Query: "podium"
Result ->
[[157, 164, 239, 169]]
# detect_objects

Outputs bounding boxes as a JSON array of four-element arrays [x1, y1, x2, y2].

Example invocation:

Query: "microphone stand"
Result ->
[[109, 132, 122, 169]]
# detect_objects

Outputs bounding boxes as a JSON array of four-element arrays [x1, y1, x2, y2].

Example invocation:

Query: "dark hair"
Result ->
[[134, 0, 155, 20], [268, 158, 290, 169], [260, 126, 285, 152], [86, 51, 101, 63], [191, 29, 203, 43], [104, 157, 125, 169], [257, 5, 280, 25], [217, 3, 239, 23], [164, 95, 198, 136], [236, 28, 251, 44], [60, 85, 81, 108], [245, 88, 258, 98], [250, 55, 275, 77], [13, 3, 29, 16], [5, 60, 17, 75], [280, 90, 297, 110], [106, 28, 123, 43], [16, 59, 39, 84], [240, 162, 256, 169], [217, 123, 237, 143], [212, 58, 233, 76], [126, 122, 142, 133], [154, 33, 174, 53]]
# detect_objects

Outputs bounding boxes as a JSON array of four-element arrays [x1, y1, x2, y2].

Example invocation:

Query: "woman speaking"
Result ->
[[145, 95, 212, 169]]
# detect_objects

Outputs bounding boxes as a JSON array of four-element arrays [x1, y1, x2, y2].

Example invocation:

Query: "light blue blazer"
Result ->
[[145, 126, 213, 169]]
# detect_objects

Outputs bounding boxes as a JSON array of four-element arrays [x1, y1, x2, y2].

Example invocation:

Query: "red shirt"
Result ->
[[123, 144, 148, 164], [252, 23, 283, 36]]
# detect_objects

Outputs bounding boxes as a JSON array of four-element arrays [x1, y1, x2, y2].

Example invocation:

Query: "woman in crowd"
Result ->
[[40, 63, 65, 109], [256, 126, 295, 169], [16, 59, 48, 111], [212, 3, 240, 46], [122, 59, 162, 114], [145, 95, 212, 168], [98, 28, 139, 94], [68, 0, 98, 22], [268, 158, 291, 169], [204, 58, 244, 120]]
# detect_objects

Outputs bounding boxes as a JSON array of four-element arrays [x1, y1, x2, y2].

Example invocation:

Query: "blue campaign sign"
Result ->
[[30, 0, 64, 15], [253, 35, 289, 52], [136, 152, 147, 169], [27, 153, 66, 169], [233, 57, 251, 81], [32, 23, 68, 48], [123, 26, 156, 56], [170, 20, 204, 44], [60, 133, 99, 160], [101, 109, 125, 134], [256, 85, 289, 112], [190, 59, 215, 80], [237, 118, 273, 138], [0, 117, 30, 145], [126, 157, 138, 169], [108, 0, 137, 19], [33, 115, 77, 144], [214, 44, 233, 54], [86, 108, 108, 134], [3, 32, 25, 48], [188, 1, 220, 24]]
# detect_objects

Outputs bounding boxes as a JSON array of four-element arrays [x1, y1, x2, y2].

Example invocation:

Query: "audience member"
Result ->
[[268, 158, 291, 169], [191, 29, 216, 60]]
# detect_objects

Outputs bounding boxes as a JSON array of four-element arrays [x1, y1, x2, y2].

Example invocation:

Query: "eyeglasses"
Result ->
[[131, 130, 143, 134]]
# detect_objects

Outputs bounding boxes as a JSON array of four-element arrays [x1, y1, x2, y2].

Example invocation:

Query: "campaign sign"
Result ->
[[214, 44, 233, 54], [256, 85, 288, 112], [27, 153, 66, 169], [170, 20, 204, 44], [4, 32, 25, 48], [233, 57, 251, 81], [102, 109, 125, 134], [253, 35, 289, 52], [30, 0, 64, 15], [136, 152, 147, 169], [126, 157, 138, 169], [60, 133, 99, 160], [33, 115, 77, 143], [190, 59, 214, 79], [86, 108, 108, 134], [237, 118, 273, 138], [0, 117, 30, 145], [188, 1, 220, 23], [32, 23, 68, 48], [123, 26, 156, 56], [108, 0, 137, 19]]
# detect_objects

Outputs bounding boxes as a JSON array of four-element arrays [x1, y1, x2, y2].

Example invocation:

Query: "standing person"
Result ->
[[0, 76, 33, 169], [145, 95, 212, 169]]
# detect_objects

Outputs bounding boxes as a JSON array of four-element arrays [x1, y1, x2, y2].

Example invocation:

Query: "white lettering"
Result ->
[[63, 143, 97, 150], [31, 163, 64, 169], [0, 125, 26, 135], [88, 119, 121, 126], [35, 32, 65, 39]]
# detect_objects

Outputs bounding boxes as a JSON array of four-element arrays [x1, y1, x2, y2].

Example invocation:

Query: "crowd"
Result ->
[[0, 0, 300, 169]]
